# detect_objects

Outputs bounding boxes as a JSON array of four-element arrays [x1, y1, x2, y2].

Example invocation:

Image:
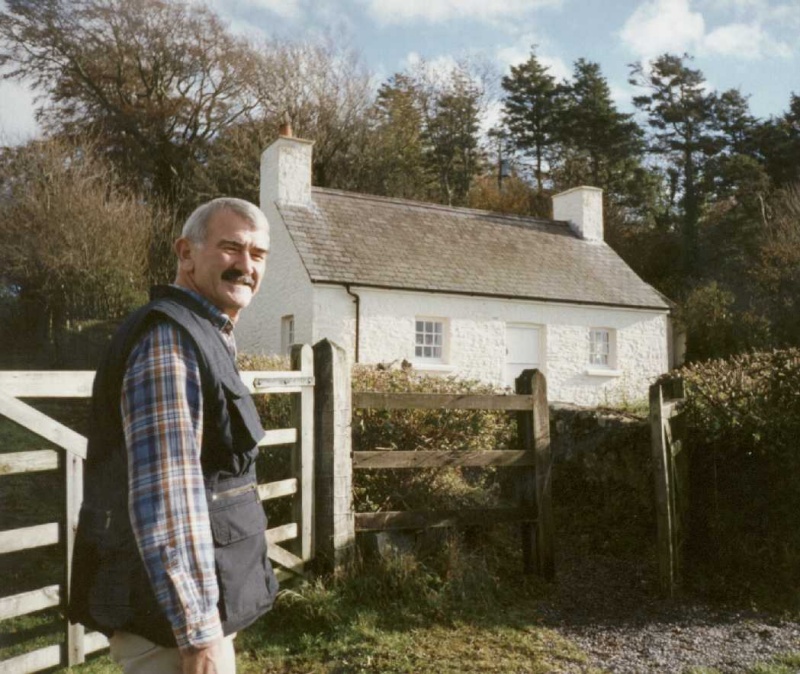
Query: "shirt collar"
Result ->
[[168, 285, 235, 334]]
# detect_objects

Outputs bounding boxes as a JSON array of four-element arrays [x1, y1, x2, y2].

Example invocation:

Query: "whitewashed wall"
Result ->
[[311, 285, 669, 406], [235, 207, 314, 356]]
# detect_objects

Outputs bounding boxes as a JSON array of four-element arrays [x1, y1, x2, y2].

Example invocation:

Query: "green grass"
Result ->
[[227, 547, 598, 674]]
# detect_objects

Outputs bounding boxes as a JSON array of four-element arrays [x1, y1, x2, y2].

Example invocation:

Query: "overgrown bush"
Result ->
[[677, 349, 800, 610], [351, 365, 515, 513]]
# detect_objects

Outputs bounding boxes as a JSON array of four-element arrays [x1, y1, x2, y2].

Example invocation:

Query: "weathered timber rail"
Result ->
[[0, 346, 315, 674], [351, 369, 555, 579]]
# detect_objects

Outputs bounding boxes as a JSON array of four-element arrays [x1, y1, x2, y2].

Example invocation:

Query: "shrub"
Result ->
[[677, 349, 800, 610], [351, 365, 515, 513]]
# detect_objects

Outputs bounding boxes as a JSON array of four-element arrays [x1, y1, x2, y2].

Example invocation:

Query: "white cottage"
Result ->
[[237, 133, 677, 406]]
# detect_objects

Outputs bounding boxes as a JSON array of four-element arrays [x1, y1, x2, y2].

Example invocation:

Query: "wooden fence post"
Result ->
[[515, 369, 554, 579], [650, 378, 688, 598], [63, 452, 85, 666], [312, 339, 355, 574], [290, 344, 315, 563], [650, 381, 673, 597]]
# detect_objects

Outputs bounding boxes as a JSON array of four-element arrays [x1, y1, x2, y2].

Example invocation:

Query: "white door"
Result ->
[[505, 325, 541, 388]]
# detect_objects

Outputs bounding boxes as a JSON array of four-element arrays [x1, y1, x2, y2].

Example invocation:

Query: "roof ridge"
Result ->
[[311, 186, 565, 228]]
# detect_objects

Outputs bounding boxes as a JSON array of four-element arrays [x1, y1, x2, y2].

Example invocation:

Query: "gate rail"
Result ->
[[0, 345, 314, 673], [352, 369, 554, 579]]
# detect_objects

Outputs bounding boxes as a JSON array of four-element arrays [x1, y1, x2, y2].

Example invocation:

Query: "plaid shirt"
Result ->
[[120, 287, 235, 650]]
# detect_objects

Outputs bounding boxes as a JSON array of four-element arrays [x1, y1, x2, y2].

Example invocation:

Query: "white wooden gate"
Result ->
[[0, 344, 315, 673]]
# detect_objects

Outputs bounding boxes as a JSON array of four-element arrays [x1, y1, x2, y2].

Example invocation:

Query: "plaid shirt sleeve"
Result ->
[[120, 321, 223, 650]]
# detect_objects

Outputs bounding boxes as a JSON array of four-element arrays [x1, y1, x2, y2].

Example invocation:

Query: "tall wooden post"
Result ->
[[312, 339, 355, 574], [290, 344, 315, 562], [515, 369, 554, 579], [650, 379, 686, 598], [63, 452, 85, 666]]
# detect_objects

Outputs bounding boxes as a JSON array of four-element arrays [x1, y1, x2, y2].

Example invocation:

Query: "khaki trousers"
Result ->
[[109, 631, 236, 674]]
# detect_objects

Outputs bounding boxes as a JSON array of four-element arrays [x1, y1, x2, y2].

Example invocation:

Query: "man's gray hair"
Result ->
[[181, 198, 270, 246]]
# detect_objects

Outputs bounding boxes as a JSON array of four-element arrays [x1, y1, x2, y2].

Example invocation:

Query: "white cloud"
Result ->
[[481, 98, 504, 135], [496, 44, 530, 69], [363, 0, 561, 25], [539, 55, 571, 83], [620, 0, 706, 59], [204, 0, 302, 20], [621, 0, 793, 61], [609, 82, 637, 112], [0, 79, 40, 145], [496, 35, 571, 83], [703, 22, 791, 59]]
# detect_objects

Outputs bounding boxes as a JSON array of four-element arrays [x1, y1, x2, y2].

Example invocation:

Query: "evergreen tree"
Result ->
[[555, 59, 645, 199], [362, 74, 429, 200], [363, 64, 483, 206], [501, 48, 561, 192], [754, 94, 800, 188], [422, 69, 482, 206], [630, 53, 718, 276]]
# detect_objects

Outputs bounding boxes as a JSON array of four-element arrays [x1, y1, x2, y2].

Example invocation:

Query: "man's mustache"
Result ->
[[221, 269, 255, 287]]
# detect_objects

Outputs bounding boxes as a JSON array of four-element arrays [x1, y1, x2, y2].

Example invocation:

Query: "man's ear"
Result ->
[[174, 237, 195, 271]]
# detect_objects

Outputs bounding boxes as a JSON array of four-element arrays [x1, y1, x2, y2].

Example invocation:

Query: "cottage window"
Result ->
[[281, 315, 295, 355], [589, 328, 613, 367], [415, 319, 445, 362]]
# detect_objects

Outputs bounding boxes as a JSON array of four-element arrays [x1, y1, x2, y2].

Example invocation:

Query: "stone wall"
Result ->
[[550, 404, 652, 508]]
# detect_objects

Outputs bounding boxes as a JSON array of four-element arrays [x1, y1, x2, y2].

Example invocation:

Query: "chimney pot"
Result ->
[[552, 186, 604, 242], [278, 111, 293, 138]]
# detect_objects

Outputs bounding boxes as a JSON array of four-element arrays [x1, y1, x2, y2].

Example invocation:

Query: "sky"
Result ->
[[1, 0, 799, 143]]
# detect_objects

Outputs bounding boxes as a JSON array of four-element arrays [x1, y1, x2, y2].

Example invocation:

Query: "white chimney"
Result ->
[[552, 186, 604, 242], [260, 135, 314, 210]]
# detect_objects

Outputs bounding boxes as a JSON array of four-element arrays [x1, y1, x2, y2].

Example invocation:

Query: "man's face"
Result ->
[[175, 209, 269, 322]]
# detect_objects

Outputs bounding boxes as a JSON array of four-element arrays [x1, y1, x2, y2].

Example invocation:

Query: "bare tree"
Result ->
[[194, 37, 376, 199], [0, 0, 261, 202], [0, 137, 162, 353]]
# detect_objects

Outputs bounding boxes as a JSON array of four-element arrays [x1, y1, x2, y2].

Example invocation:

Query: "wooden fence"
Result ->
[[352, 369, 554, 578], [649, 377, 688, 598], [0, 345, 557, 673], [0, 345, 315, 674]]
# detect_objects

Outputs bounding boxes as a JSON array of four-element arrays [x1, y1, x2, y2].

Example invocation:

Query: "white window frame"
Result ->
[[587, 327, 621, 376], [281, 315, 295, 355], [414, 317, 447, 364], [589, 328, 611, 366]]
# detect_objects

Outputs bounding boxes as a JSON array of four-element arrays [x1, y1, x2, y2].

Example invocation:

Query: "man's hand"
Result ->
[[181, 637, 228, 674]]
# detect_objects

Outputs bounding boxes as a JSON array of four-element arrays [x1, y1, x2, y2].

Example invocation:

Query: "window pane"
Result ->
[[415, 346, 423, 357], [416, 321, 424, 332], [434, 323, 442, 334], [424, 346, 432, 358]]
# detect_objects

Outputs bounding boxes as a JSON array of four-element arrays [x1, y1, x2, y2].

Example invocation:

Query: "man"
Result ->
[[69, 198, 278, 674]]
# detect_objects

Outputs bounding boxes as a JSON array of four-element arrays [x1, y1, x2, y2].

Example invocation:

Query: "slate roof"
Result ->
[[277, 187, 669, 311]]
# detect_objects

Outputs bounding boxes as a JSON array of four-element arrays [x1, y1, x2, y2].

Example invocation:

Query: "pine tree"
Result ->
[[365, 74, 429, 200], [501, 48, 561, 192], [556, 59, 644, 197], [630, 53, 718, 276], [422, 69, 482, 206]]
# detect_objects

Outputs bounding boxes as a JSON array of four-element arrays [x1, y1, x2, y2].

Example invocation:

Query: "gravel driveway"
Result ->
[[536, 545, 800, 673]]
